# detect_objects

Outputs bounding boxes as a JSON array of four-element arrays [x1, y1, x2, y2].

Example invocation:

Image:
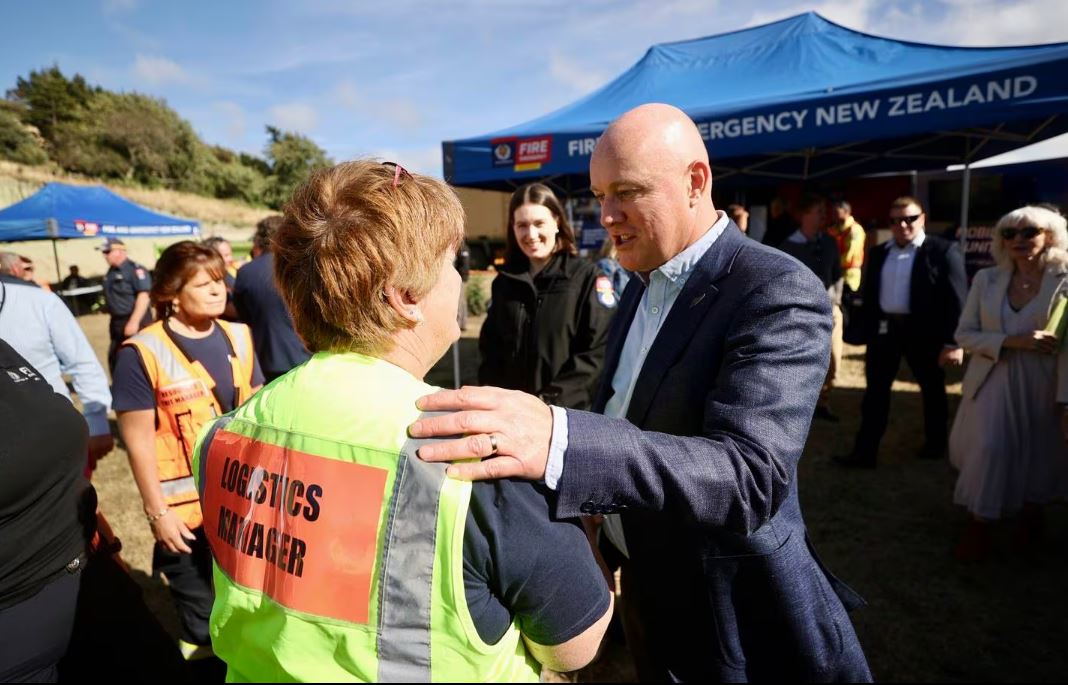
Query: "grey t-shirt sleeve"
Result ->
[[462, 478, 610, 646]]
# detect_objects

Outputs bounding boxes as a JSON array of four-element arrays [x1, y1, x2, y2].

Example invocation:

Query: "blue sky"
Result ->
[[2, 0, 1066, 176]]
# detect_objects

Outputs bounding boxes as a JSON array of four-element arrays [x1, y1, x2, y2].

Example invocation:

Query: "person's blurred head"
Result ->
[[203, 236, 234, 267], [274, 160, 465, 365], [889, 196, 926, 247], [18, 256, 35, 282], [833, 200, 852, 224], [0, 252, 26, 278], [252, 216, 284, 257], [97, 237, 129, 267], [506, 184, 575, 270], [151, 241, 228, 322], [726, 204, 749, 233], [797, 194, 825, 236], [590, 103, 716, 273], [69, 265, 80, 276], [991, 205, 1068, 269]]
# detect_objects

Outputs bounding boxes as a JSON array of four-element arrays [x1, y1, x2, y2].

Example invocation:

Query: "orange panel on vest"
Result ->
[[203, 429, 388, 625], [159, 378, 212, 407]]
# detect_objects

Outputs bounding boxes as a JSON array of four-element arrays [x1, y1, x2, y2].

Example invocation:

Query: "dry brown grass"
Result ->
[[76, 312, 1067, 682]]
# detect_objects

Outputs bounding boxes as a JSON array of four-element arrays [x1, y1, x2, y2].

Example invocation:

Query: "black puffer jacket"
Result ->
[[478, 252, 615, 409]]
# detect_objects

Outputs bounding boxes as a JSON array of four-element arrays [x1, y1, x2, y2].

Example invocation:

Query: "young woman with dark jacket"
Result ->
[[478, 183, 615, 409]]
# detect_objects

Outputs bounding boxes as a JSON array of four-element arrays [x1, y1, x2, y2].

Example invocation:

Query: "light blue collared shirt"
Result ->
[[544, 211, 731, 494], [0, 277, 112, 435]]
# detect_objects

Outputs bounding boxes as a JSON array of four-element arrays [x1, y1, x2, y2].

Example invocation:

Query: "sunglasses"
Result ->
[[999, 226, 1043, 241], [891, 214, 923, 226]]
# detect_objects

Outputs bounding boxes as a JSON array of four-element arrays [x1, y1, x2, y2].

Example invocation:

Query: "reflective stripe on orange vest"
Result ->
[[124, 320, 255, 529]]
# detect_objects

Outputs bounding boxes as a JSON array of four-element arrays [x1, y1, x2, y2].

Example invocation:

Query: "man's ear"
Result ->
[[383, 285, 423, 324], [688, 161, 712, 205]]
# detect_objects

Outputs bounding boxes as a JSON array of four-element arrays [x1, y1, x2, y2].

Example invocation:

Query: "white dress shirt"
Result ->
[[879, 231, 926, 315]]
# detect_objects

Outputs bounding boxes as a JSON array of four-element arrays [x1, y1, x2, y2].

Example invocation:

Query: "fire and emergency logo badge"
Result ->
[[490, 135, 553, 172]]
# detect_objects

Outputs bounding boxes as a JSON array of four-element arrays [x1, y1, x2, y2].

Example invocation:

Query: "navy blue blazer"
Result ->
[[559, 224, 872, 682]]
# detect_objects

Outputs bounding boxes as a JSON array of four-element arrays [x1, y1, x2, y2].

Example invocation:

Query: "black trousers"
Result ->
[[853, 317, 948, 460], [153, 528, 214, 647], [0, 569, 81, 683], [60, 550, 187, 683]]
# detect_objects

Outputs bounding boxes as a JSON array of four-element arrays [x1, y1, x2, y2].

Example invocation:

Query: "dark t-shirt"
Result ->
[[104, 258, 151, 317], [0, 339, 96, 609], [112, 322, 264, 413], [232, 253, 310, 379], [463, 479, 610, 645]]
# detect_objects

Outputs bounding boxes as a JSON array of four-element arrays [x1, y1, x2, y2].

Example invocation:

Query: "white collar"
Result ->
[[886, 230, 926, 250]]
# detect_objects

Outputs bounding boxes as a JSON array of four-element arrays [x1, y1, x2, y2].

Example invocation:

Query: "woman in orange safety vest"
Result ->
[[113, 241, 263, 665]]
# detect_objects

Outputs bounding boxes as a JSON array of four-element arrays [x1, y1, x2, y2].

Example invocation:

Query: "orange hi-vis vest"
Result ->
[[123, 320, 255, 529]]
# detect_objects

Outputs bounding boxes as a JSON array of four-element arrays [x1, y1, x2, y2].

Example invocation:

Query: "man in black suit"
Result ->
[[836, 196, 967, 467], [410, 104, 871, 682]]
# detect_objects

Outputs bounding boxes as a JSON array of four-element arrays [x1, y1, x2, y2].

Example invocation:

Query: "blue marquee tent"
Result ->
[[443, 12, 1068, 192], [0, 182, 200, 241]]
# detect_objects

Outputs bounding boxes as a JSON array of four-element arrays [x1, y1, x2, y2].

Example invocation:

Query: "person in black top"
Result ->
[[479, 183, 615, 409], [762, 195, 797, 248], [99, 237, 153, 371], [836, 196, 967, 467], [0, 339, 96, 682], [233, 216, 311, 382], [777, 194, 844, 422]]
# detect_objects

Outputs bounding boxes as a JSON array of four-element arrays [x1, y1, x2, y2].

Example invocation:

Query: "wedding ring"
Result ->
[[488, 434, 499, 455]]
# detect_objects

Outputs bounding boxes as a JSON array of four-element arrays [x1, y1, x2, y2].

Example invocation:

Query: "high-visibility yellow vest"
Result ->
[[827, 216, 866, 292], [124, 320, 254, 529], [192, 352, 540, 682]]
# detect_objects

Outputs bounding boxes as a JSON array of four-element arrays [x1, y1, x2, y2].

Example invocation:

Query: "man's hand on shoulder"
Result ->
[[410, 386, 553, 481]]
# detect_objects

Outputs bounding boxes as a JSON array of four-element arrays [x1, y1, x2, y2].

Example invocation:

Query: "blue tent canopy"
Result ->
[[443, 13, 1068, 191], [0, 182, 200, 242]]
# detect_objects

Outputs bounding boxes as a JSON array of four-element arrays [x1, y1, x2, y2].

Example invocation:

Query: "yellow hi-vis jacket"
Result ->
[[192, 352, 541, 682]]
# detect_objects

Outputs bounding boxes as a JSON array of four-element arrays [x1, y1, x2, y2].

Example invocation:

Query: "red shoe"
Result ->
[[954, 520, 991, 563], [1012, 505, 1044, 558]]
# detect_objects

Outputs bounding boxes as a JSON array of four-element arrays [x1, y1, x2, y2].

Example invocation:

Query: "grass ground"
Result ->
[[76, 312, 1067, 682]]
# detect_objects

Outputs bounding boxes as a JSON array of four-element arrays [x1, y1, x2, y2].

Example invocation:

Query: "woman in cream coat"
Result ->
[[950, 205, 1068, 561]]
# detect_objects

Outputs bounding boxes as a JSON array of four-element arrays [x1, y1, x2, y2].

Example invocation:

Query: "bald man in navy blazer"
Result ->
[[413, 104, 871, 682]]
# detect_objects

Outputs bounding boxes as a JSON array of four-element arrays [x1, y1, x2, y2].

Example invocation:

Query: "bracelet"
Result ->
[[146, 508, 169, 523]]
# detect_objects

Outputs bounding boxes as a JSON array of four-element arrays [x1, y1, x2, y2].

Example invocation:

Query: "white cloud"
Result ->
[[921, 0, 1068, 46], [268, 102, 319, 133], [364, 146, 443, 177], [745, 0, 1068, 47], [214, 101, 246, 140], [131, 54, 190, 86], [549, 53, 609, 94], [332, 80, 425, 130]]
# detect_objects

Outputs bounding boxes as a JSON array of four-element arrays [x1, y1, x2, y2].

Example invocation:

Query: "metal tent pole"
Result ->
[[452, 340, 461, 389], [959, 162, 971, 242], [47, 218, 61, 282]]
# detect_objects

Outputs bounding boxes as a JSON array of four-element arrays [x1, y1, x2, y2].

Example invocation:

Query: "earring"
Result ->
[[410, 308, 424, 324]]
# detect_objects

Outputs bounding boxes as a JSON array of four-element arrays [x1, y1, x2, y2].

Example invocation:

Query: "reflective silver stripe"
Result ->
[[195, 416, 232, 497], [229, 324, 253, 373], [160, 475, 197, 499], [128, 327, 190, 384], [376, 431, 449, 683]]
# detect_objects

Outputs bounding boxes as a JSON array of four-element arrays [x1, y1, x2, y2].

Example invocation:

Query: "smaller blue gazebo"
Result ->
[[0, 182, 200, 279]]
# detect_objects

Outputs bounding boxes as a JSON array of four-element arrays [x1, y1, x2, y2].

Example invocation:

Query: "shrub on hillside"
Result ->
[[0, 108, 48, 165]]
